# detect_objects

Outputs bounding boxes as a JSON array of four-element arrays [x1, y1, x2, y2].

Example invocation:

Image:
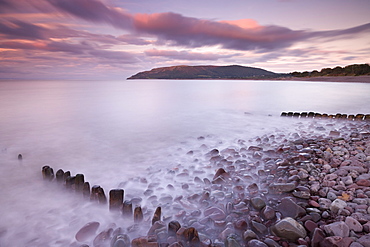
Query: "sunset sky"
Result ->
[[0, 0, 369, 80]]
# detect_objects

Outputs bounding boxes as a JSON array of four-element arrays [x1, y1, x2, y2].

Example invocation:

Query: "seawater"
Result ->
[[0, 79, 369, 246]]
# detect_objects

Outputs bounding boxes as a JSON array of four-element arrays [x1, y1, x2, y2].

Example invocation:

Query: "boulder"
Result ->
[[321, 236, 353, 247], [268, 183, 296, 193], [271, 217, 307, 242], [324, 221, 350, 237], [75, 221, 100, 242], [277, 198, 306, 218], [345, 216, 363, 232], [357, 234, 370, 247]]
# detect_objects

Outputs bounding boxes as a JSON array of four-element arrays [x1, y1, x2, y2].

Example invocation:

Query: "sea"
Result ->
[[0, 79, 369, 246]]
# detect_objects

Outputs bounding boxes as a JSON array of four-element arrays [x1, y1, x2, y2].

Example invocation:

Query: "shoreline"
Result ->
[[280, 75, 370, 83]]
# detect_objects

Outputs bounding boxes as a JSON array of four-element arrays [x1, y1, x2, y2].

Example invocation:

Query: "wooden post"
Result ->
[[134, 206, 143, 223], [109, 189, 124, 212], [122, 200, 132, 217]]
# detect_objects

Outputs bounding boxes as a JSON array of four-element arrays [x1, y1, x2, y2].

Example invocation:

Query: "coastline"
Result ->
[[282, 75, 370, 83]]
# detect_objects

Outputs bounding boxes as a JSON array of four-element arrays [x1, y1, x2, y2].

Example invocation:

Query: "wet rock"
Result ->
[[75, 222, 100, 242], [247, 183, 259, 195], [277, 198, 306, 218], [204, 206, 226, 221], [248, 239, 268, 247], [93, 228, 113, 247], [250, 197, 266, 210], [251, 220, 267, 234], [261, 206, 276, 220], [243, 230, 257, 242], [324, 221, 350, 237], [268, 183, 296, 193], [131, 236, 158, 247], [111, 233, 130, 247], [225, 235, 241, 247], [263, 238, 280, 247], [271, 217, 307, 242], [345, 216, 363, 232]]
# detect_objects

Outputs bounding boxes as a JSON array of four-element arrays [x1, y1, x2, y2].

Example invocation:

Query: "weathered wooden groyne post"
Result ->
[[42, 165, 54, 181], [281, 112, 370, 121], [109, 189, 124, 212]]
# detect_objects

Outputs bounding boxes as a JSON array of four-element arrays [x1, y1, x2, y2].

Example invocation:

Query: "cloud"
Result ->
[[145, 48, 238, 61], [47, 0, 133, 29], [0, 19, 47, 40]]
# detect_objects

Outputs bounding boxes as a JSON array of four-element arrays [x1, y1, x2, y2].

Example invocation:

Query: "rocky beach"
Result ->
[[41, 116, 370, 247]]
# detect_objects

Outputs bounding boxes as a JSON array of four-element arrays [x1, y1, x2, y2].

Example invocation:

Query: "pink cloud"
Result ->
[[145, 48, 238, 61]]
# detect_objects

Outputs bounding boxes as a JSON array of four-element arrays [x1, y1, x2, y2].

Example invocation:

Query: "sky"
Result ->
[[0, 0, 369, 80]]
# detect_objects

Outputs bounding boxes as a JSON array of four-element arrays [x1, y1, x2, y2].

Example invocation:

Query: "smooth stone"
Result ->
[[327, 191, 338, 201], [319, 198, 332, 210], [292, 190, 311, 199], [262, 206, 276, 220], [271, 217, 307, 242], [330, 199, 347, 214], [251, 221, 267, 234], [324, 221, 350, 237], [268, 183, 296, 193], [248, 239, 268, 247], [111, 234, 130, 247], [311, 228, 326, 247], [277, 198, 306, 218], [243, 230, 257, 242], [225, 235, 241, 247], [263, 238, 280, 247], [321, 236, 353, 247], [358, 234, 370, 247], [304, 220, 318, 232], [250, 197, 266, 210], [345, 216, 363, 232], [75, 222, 100, 242]]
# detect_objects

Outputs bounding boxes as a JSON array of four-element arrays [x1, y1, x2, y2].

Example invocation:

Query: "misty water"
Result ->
[[0, 79, 369, 246]]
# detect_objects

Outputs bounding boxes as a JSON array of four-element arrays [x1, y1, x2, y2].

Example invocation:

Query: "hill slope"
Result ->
[[127, 65, 280, 79]]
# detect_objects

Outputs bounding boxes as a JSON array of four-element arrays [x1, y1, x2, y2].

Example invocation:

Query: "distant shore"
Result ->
[[283, 75, 370, 83]]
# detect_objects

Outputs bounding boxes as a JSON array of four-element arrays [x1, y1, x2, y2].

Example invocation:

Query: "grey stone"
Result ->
[[271, 217, 307, 242], [324, 221, 350, 237], [248, 239, 268, 247], [330, 199, 347, 214], [243, 230, 257, 242], [75, 221, 100, 242], [345, 216, 363, 232], [251, 197, 266, 210], [327, 191, 338, 201], [261, 205, 275, 220], [268, 183, 296, 193], [319, 198, 333, 210], [358, 234, 370, 247]]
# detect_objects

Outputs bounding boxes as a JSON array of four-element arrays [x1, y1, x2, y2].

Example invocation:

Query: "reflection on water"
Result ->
[[0, 79, 369, 246]]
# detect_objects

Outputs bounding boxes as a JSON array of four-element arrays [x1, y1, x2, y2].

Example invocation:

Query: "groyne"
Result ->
[[281, 112, 370, 121]]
